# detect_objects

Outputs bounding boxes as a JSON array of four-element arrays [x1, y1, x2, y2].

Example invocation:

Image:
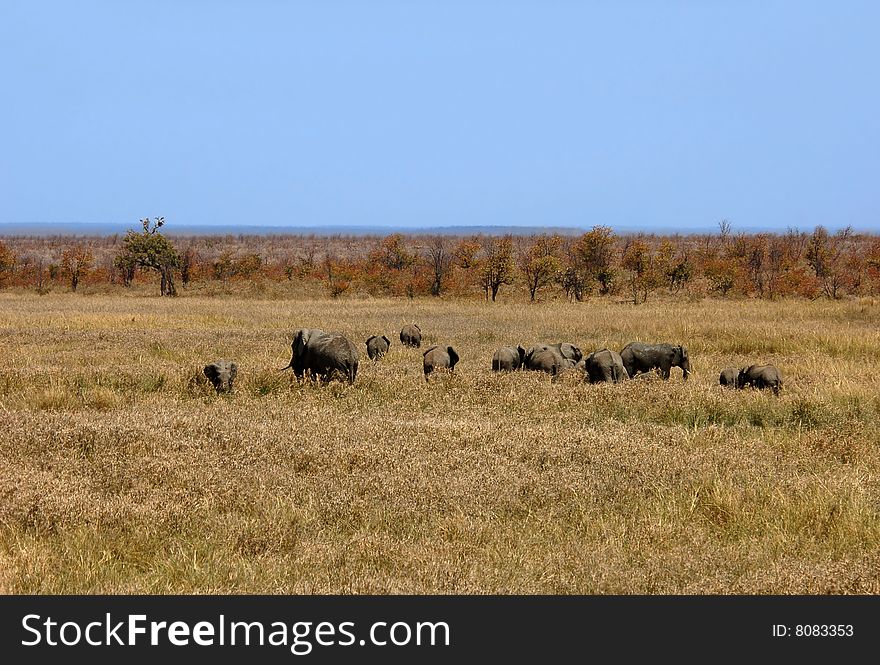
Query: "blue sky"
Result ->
[[1, 1, 878, 232]]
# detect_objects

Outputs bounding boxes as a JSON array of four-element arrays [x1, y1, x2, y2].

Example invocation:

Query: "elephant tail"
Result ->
[[611, 364, 620, 383]]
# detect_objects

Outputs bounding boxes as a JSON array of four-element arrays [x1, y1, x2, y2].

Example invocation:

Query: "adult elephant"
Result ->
[[492, 345, 526, 371], [423, 345, 459, 380], [584, 349, 628, 384], [620, 342, 690, 380], [400, 324, 422, 348], [365, 335, 391, 360], [282, 328, 359, 384], [737, 364, 783, 395]]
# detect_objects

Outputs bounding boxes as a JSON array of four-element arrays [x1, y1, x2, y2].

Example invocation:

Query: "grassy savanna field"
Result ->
[[1, 290, 880, 593]]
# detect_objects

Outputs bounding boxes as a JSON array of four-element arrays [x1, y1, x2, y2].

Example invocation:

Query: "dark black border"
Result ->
[[1, 594, 875, 662]]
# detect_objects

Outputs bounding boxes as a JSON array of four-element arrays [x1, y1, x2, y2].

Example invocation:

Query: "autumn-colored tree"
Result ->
[[620, 237, 659, 304], [566, 225, 616, 298], [866, 239, 880, 295], [424, 236, 454, 296], [451, 237, 483, 295], [60, 243, 94, 292], [115, 217, 180, 296], [805, 225, 856, 299], [322, 252, 353, 298], [519, 235, 562, 302], [0, 240, 15, 287], [213, 251, 235, 284], [480, 235, 515, 302], [180, 246, 197, 287], [654, 239, 692, 293], [234, 253, 263, 278], [372, 233, 416, 272]]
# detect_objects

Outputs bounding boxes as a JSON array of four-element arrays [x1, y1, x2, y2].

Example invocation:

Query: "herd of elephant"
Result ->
[[202, 323, 784, 396]]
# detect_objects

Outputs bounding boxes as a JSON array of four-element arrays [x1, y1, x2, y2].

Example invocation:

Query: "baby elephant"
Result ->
[[584, 349, 628, 383], [737, 364, 783, 395], [400, 324, 422, 348], [719, 367, 739, 388], [423, 345, 459, 380], [203, 359, 238, 393], [365, 335, 391, 360], [492, 345, 526, 371]]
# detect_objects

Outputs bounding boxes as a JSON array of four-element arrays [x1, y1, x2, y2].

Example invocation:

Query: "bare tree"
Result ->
[[425, 235, 453, 296]]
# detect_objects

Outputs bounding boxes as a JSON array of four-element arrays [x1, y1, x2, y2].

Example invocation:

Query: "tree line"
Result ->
[[1, 219, 878, 302]]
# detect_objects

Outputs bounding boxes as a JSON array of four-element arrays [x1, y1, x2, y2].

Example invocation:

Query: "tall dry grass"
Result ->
[[1, 292, 879, 593]]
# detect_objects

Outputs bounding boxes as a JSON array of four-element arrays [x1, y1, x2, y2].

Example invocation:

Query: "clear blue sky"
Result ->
[[1, 0, 878, 232]]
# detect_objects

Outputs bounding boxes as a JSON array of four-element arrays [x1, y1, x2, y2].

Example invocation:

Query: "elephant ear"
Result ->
[[294, 329, 311, 356], [203, 364, 219, 380], [365, 335, 376, 347], [228, 362, 238, 379], [517, 345, 526, 361], [447, 347, 459, 368], [382, 335, 390, 345]]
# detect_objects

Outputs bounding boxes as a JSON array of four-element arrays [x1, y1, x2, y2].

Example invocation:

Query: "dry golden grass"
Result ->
[[1, 291, 880, 593]]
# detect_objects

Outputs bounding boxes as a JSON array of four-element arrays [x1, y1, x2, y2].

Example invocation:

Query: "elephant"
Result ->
[[620, 342, 690, 380], [737, 364, 783, 395], [365, 334, 391, 361], [423, 345, 459, 380], [719, 367, 739, 388], [400, 324, 422, 348], [551, 342, 583, 363], [492, 345, 526, 371], [523, 342, 582, 374], [282, 328, 359, 384], [524, 345, 567, 375], [203, 359, 238, 393], [584, 349, 629, 384]]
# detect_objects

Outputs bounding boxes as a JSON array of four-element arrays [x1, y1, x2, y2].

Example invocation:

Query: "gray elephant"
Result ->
[[719, 367, 739, 388], [423, 345, 459, 380], [524, 345, 567, 375], [282, 328, 359, 384], [492, 345, 526, 371], [523, 342, 582, 374], [551, 342, 583, 363], [584, 349, 628, 384], [737, 364, 783, 395], [400, 324, 422, 348], [620, 342, 690, 380], [365, 335, 391, 361], [203, 359, 238, 393]]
